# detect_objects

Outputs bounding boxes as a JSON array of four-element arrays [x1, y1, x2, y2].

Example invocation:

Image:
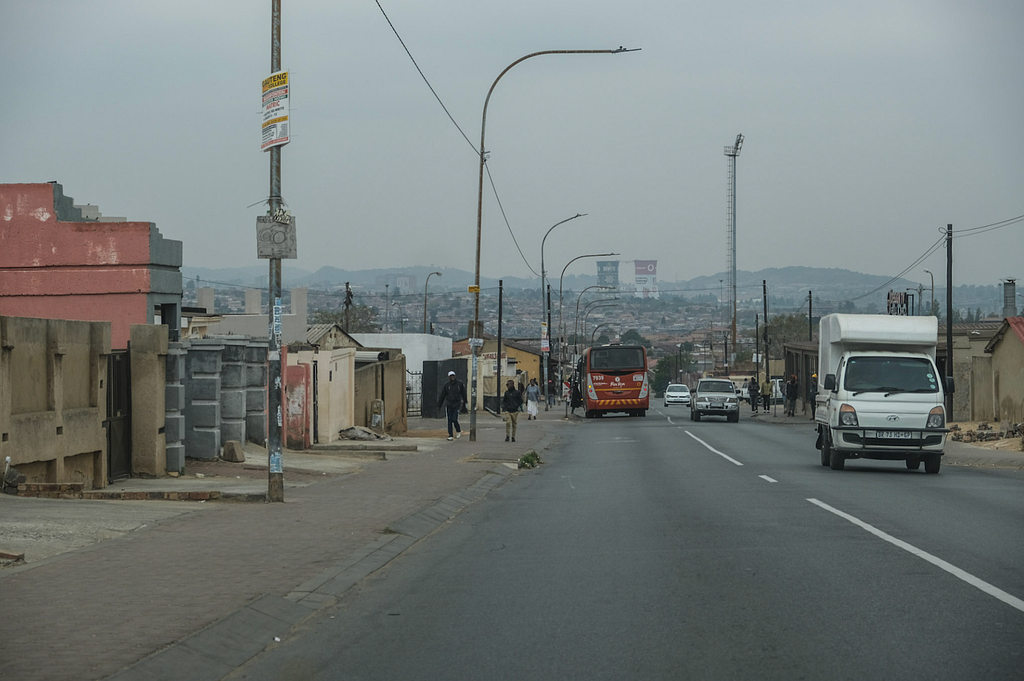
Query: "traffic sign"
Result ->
[[467, 285, 480, 293]]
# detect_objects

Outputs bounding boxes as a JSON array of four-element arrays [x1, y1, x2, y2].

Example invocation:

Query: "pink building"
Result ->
[[0, 183, 182, 348]]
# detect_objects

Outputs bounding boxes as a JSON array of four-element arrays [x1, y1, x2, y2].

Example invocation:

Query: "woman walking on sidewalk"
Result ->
[[502, 380, 524, 442], [526, 378, 540, 420]]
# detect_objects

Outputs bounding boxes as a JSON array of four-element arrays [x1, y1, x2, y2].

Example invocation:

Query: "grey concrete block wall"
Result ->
[[245, 342, 268, 445], [184, 339, 224, 460], [220, 340, 248, 444], [165, 343, 187, 472]]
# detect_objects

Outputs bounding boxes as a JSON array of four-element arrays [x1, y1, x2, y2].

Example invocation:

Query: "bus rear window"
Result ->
[[590, 347, 644, 371]]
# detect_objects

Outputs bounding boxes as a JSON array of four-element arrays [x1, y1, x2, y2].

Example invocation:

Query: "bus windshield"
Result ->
[[589, 347, 645, 371]]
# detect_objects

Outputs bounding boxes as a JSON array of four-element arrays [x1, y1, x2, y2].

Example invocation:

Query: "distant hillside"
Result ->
[[182, 264, 1007, 313]]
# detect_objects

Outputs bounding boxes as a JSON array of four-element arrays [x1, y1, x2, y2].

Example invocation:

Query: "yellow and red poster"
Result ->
[[261, 71, 290, 151]]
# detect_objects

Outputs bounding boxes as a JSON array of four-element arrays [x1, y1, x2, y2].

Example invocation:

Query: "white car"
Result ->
[[663, 384, 691, 407]]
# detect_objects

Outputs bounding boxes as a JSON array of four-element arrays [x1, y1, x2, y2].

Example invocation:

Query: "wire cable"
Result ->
[[485, 164, 541, 277], [374, 1, 476, 153]]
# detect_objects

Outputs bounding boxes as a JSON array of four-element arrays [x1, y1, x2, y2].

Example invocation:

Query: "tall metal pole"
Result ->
[[762, 280, 769, 386], [265, 0, 285, 503], [472, 47, 639, 441], [497, 279, 503, 411], [945, 224, 953, 416], [724, 134, 743, 365], [808, 290, 813, 341], [574, 285, 614, 359], [546, 284, 553, 409]]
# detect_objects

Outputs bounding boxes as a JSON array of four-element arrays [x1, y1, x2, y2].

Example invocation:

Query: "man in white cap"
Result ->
[[437, 370, 467, 440]]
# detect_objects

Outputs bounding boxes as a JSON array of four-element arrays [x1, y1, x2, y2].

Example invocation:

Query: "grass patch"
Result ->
[[518, 450, 543, 469]]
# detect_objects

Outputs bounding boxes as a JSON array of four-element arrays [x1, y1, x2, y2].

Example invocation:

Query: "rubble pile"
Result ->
[[950, 422, 1024, 445]]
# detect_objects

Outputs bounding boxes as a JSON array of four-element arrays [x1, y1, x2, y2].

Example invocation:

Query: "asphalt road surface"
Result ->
[[229, 408, 1024, 680]]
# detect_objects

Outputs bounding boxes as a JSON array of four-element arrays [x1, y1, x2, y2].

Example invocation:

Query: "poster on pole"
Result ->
[[261, 71, 290, 151]]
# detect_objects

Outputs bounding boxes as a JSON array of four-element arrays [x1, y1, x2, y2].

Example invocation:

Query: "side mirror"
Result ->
[[945, 376, 955, 394], [824, 374, 836, 391]]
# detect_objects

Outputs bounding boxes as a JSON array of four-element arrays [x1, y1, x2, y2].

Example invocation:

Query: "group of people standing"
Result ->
[[745, 375, 802, 416], [438, 372, 543, 444]]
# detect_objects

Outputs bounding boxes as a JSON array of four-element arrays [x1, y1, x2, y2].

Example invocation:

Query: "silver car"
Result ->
[[691, 378, 740, 422], [663, 383, 691, 407]]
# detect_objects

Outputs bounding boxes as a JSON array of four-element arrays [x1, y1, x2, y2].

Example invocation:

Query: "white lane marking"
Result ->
[[759, 475, 778, 483], [808, 498, 1024, 614], [684, 431, 744, 466], [667, 416, 676, 426], [562, 475, 575, 490]]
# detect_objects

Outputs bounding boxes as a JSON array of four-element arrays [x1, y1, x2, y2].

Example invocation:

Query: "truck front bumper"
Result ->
[[831, 426, 946, 459]]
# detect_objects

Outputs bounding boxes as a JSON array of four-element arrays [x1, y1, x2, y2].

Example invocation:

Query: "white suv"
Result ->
[[691, 378, 740, 422]]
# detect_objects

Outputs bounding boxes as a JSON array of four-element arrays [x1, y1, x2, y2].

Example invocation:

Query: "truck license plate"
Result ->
[[878, 430, 912, 439]]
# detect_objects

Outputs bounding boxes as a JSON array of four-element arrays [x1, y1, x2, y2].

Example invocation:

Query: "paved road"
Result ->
[[229, 407, 1024, 680]]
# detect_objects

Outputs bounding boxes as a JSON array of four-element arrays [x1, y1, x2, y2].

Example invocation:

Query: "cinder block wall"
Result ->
[[165, 342, 187, 472], [184, 339, 224, 460], [245, 342, 268, 445], [220, 340, 248, 444]]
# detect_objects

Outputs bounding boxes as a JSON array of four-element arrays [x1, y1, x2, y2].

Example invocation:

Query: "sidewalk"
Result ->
[[749, 407, 1024, 469], [0, 408, 564, 681]]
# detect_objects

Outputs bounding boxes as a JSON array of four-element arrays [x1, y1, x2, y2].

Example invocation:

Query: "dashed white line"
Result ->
[[808, 498, 1024, 614], [759, 475, 778, 483], [684, 431, 744, 466]]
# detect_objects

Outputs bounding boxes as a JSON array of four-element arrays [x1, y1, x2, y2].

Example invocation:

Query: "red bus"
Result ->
[[578, 344, 650, 418]]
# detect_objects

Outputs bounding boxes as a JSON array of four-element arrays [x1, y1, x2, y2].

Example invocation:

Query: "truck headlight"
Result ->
[[839, 404, 858, 427], [927, 406, 945, 429]]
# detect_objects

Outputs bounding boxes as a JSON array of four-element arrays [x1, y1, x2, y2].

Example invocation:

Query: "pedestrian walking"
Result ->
[[809, 373, 818, 421], [760, 377, 772, 413], [502, 379, 523, 442], [785, 375, 799, 416], [526, 378, 541, 420], [570, 380, 583, 415], [437, 370, 467, 440], [748, 379, 760, 414]]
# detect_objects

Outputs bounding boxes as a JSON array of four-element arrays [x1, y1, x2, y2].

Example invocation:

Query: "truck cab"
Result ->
[[815, 315, 951, 473]]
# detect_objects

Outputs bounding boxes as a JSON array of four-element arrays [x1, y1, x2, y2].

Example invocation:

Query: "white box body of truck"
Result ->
[[814, 314, 950, 473]]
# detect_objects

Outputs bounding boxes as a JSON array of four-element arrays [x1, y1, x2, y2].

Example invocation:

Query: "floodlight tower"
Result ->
[[724, 133, 744, 365]]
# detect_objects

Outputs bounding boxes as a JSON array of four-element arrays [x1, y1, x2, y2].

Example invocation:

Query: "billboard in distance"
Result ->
[[596, 261, 619, 289], [634, 260, 659, 299]]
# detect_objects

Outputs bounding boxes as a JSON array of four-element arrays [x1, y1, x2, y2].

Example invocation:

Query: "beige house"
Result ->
[[976, 317, 1024, 423]]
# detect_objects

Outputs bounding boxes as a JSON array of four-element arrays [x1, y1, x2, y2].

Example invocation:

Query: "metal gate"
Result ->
[[406, 370, 422, 417], [106, 350, 132, 482]]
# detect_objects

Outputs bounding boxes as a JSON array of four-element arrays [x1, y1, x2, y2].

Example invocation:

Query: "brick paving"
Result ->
[[0, 409, 565, 681]]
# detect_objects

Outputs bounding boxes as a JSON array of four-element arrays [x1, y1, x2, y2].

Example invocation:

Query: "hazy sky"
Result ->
[[2, 0, 1021, 288]]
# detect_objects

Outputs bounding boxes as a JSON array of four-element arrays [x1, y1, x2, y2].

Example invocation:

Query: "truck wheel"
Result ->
[[924, 455, 941, 474], [820, 430, 831, 467], [728, 412, 739, 423], [829, 441, 845, 470], [906, 458, 921, 470]]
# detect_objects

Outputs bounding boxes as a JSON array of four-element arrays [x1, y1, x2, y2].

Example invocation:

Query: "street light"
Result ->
[[540, 213, 586, 408], [591, 322, 614, 346], [574, 285, 615, 357], [582, 302, 620, 347], [469, 46, 640, 441], [423, 271, 442, 333], [559, 252, 618, 416], [923, 269, 935, 316]]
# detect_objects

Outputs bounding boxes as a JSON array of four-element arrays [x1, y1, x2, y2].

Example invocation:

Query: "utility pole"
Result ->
[[497, 279, 503, 412], [762, 280, 769, 386], [265, 0, 285, 503], [945, 224, 954, 416], [808, 290, 813, 341], [546, 284, 553, 410]]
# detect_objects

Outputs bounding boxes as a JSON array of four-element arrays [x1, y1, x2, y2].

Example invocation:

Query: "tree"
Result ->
[[763, 312, 811, 359], [621, 329, 652, 348], [309, 305, 380, 333]]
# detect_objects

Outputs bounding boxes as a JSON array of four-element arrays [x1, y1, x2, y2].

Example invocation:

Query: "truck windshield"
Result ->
[[844, 357, 939, 394]]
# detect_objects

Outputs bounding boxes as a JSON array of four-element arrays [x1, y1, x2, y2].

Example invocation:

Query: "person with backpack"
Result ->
[[748, 379, 760, 414]]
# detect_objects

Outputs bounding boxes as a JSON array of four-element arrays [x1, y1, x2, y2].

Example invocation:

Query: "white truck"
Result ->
[[814, 314, 952, 473]]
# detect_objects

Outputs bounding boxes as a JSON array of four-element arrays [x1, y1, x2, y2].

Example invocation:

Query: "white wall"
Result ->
[[351, 333, 452, 374]]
